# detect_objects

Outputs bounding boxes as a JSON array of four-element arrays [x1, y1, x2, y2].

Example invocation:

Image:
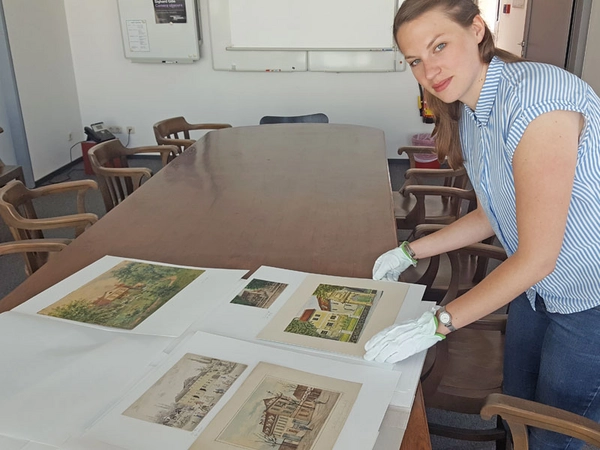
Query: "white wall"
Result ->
[[63, 0, 432, 159], [0, 74, 16, 165], [495, 1, 528, 56], [3, 0, 82, 180], [582, 0, 600, 94]]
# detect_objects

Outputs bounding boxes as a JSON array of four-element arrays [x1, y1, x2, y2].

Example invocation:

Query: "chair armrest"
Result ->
[[481, 393, 600, 448], [22, 180, 97, 215], [126, 145, 179, 165], [403, 185, 476, 201], [398, 146, 436, 157], [404, 167, 467, 180], [4, 213, 97, 231], [187, 123, 232, 131], [0, 238, 71, 256]]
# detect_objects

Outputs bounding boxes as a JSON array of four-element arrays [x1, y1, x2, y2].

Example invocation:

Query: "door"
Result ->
[[494, 0, 591, 74], [522, 0, 574, 68]]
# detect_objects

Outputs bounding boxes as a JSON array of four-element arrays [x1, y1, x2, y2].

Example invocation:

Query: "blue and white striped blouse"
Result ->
[[460, 56, 600, 313]]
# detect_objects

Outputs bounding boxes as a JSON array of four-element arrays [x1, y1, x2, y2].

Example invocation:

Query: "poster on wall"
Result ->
[[153, 0, 187, 24]]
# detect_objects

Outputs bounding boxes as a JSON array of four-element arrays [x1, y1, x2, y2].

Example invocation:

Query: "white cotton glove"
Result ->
[[372, 241, 417, 281], [363, 308, 444, 364]]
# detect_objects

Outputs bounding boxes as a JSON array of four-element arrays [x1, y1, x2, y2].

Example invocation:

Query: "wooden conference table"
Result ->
[[0, 124, 431, 449]]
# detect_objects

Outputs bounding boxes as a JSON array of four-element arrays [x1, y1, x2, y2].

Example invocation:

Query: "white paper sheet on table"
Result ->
[[72, 331, 401, 450], [0, 311, 173, 446], [0, 435, 57, 450], [13, 255, 247, 337]]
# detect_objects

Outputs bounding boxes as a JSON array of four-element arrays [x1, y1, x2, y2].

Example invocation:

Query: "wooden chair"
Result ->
[[153, 116, 232, 155], [395, 146, 472, 239], [259, 113, 329, 124], [405, 224, 509, 448], [0, 179, 98, 275], [88, 139, 178, 213], [0, 239, 70, 275], [481, 393, 600, 449]]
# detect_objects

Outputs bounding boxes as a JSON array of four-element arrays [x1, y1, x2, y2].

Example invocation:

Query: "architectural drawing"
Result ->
[[256, 274, 409, 357], [123, 353, 247, 431], [284, 284, 382, 343], [37, 260, 204, 329], [191, 362, 361, 450], [231, 279, 288, 309]]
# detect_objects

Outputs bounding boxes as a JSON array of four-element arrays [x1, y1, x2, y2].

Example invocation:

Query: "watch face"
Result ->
[[439, 311, 451, 324]]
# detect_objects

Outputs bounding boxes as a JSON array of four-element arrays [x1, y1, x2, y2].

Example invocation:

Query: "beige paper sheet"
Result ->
[[190, 362, 361, 450], [257, 274, 409, 357]]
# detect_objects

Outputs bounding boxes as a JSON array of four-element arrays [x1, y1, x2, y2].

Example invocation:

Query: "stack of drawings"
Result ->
[[0, 255, 431, 450]]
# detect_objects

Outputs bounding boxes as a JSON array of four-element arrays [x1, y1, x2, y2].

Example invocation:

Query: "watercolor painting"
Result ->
[[37, 260, 204, 329], [231, 279, 288, 309], [283, 284, 382, 343], [191, 363, 361, 450], [123, 353, 247, 431]]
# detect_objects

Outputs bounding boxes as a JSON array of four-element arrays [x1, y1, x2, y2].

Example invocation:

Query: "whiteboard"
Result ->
[[228, 0, 396, 50], [208, 0, 403, 72], [117, 0, 201, 63]]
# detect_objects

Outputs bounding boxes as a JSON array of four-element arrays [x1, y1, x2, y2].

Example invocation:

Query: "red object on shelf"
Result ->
[[81, 141, 97, 175]]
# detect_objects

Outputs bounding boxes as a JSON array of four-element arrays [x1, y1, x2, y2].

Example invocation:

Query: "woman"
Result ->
[[364, 1, 600, 449]]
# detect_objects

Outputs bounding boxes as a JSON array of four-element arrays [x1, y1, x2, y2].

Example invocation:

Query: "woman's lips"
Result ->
[[433, 78, 451, 93]]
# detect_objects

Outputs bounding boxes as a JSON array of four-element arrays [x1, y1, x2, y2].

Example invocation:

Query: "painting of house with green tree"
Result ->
[[284, 284, 382, 343], [38, 261, 204, 329]]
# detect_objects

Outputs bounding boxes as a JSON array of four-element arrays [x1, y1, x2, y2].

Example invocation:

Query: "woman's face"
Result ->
[[396, 8, 487, 109]]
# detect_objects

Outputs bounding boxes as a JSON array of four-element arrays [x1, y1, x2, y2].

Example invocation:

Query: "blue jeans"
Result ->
[[503, 293, 600, 450]]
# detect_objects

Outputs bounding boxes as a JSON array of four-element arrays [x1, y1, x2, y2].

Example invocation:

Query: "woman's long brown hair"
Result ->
[[394, 0, 523, 168]]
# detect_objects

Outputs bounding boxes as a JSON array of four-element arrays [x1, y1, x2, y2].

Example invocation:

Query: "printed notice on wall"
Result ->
[[153, 0, 187, 24], [126, 20, 150, 52]]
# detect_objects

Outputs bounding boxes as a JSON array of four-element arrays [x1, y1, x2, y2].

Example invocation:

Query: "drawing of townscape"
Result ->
[[231, 279, 288, 309], [284, 284, 382, 343], [123, 353, 247, 431], [216, 376, 340, 450], [38, 261, 204, 329]]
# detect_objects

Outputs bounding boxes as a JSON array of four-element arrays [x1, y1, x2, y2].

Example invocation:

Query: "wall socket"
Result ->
[[126, 126, 135, 134], [108, 125, 123, 134]]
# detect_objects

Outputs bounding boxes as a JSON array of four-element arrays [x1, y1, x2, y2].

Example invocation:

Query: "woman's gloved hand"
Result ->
[[363, 308, 444, 364], [372, 241, 418, 281]]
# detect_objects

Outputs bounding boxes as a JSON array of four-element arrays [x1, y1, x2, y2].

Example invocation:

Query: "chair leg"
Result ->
[[496, 415, 511, 450]]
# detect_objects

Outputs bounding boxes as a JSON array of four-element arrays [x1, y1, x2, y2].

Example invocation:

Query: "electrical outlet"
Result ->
[[108, 126, 123, 134], [126, 126, 135, 134]]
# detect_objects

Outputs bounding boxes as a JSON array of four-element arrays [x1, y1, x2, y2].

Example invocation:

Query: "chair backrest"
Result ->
[[153, 116, 232, 154], [88, 139, 152, 213], [481, 393, 600, 450], [259, 113, 329, 124]]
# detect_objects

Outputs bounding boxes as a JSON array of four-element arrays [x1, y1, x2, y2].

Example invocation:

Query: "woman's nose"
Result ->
[[423, 60, 440, 80]]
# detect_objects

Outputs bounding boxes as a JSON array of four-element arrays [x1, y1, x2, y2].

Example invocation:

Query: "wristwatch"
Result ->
[[436, 306, 456, 332]]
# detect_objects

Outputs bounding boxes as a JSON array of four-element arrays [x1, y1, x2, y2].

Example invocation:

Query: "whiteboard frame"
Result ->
[[207, 0, 403, 72], [118, 0, 202, 64]]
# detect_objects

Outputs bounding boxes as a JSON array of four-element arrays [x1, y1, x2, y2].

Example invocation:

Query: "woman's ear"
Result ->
[[472, 14, 486, 44]]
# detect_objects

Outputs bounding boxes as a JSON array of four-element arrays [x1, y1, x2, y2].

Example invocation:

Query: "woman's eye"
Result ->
[[435, 43, 446, 52], [409, 59, 421, 67]]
